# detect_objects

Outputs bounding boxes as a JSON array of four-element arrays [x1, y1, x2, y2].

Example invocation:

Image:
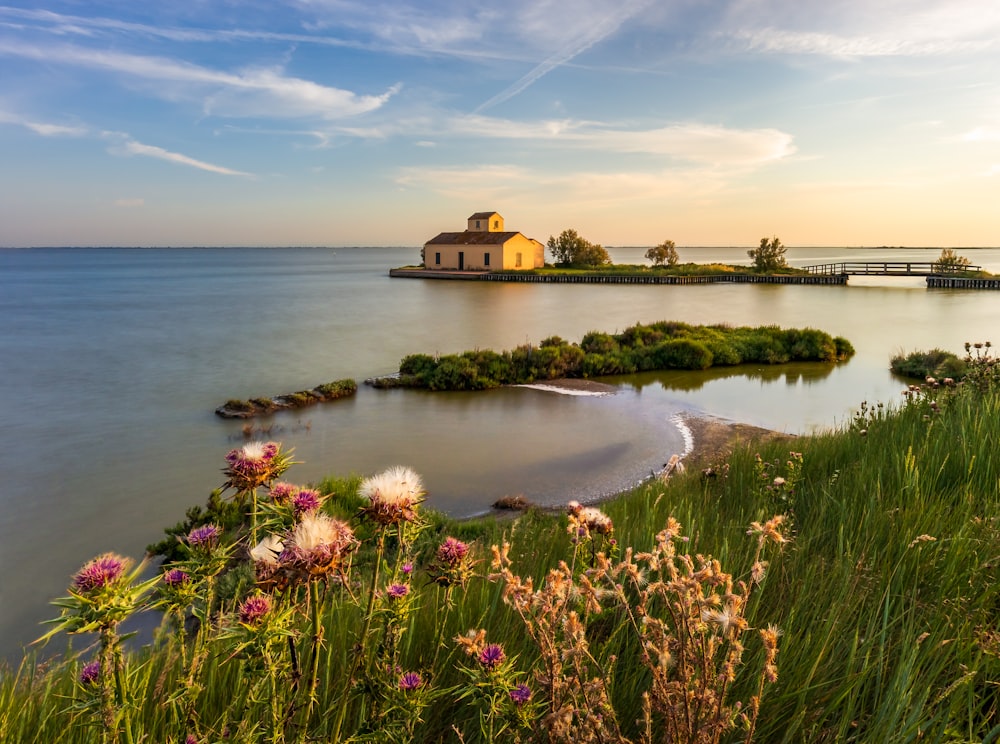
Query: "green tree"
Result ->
[[547, 229, 611, 267], [747, 236, 787, 272], [933, 248, 971, 273], [645, 239, 679, 267]]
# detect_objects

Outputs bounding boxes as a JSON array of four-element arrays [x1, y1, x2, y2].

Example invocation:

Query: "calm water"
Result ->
[[3, 244, 1000, 659]]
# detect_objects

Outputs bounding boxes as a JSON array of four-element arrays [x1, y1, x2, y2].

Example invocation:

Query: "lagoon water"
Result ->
[[3, 244, 1000, 659]]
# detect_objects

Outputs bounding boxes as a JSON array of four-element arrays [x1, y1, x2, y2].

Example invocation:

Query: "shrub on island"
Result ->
[[890, 348, 967, 381], [373, 321, 854, 391]]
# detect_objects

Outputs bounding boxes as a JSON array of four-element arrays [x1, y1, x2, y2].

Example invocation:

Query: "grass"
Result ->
[[3, 362, 1000, 742]]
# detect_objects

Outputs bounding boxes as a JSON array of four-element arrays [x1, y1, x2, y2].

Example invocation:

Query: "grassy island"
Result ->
[[215, 378, 357, 418], [369, 321, 854, 391], [5, 346, 1000, 744]]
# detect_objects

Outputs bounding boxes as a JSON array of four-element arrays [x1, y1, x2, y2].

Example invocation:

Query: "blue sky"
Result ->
[[1, 1, 998, 247]]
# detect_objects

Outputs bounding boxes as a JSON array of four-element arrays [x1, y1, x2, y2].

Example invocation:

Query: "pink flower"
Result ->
[[163, 568, 190, 587], [280, 513, 357, 579], [224, 441, 288, 491], [359, 466, 424, 525], [187, 523, 222, 550], [79, 660, 101, 686], [509, 683, 531, 706], [436, 537, 469, 567], [269, 482, 298, 504], [292, 488, 322, 517], [73, 553, 128, 593], [239, 595, 271, 626], [478, 643, 505, 670], [399, 671, 422, 691], [387, 583, 409, 600]]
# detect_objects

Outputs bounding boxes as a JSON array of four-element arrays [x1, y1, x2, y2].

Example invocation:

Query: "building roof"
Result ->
[[467, 211, 500, 220], [424, 231, 523, 246]]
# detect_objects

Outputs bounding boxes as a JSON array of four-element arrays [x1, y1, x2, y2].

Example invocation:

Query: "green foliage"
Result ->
[[645, 239, 679, 267], [891, 348, 967, 380], [382, 321, 854, 391], [747, 235, 788, 272], [546, 228, 611, 267]]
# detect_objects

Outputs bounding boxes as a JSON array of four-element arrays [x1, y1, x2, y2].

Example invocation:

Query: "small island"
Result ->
[[367, 320, 854, 392], [215, 379, 357, 418]]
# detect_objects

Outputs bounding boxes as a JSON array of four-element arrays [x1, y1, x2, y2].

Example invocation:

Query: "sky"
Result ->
[[1, 1, 998, 248]]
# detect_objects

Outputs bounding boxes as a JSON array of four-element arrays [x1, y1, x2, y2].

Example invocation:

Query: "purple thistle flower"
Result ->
[[185, 736, 200, 744], [73, 553, 127, 593], [387, 583, 409, 600], [401, 562, 414, 575], [436, 537, 469, 567], [509, 683, 532, 706], [292, 488, 322, 517], [238, 595, 271, 626], [478, 643, 505, 670], [79, 660, 101, 686], [163, 568, 190, 587], [187, 523, 222, 550], [399, 671, 422, 691], [269, 481, 298, 504]]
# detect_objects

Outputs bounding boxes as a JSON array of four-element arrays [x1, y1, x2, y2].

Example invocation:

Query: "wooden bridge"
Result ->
[[802, 261, 982, 277]]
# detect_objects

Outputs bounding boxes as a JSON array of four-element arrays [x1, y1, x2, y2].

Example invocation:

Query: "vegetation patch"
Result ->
[[215, 378, 357, 418], [369, 321, 854, 391]]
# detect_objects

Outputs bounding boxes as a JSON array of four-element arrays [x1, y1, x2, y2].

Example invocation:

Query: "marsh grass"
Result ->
[[6, 363, 1000, 742]]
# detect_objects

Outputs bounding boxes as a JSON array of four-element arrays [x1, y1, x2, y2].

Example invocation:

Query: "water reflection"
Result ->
[[611, 362, 838, 393]]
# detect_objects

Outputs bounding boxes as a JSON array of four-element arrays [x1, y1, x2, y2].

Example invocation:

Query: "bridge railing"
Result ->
[[802, 261, 982, 276]]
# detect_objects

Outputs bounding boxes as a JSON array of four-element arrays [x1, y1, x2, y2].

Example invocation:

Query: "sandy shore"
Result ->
[[678, 413, 796, 470]]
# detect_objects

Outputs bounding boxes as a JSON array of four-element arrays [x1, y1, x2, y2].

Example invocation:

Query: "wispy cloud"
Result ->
[[0, 109, 87, 136], [0, 38, 399, 120], [450, 115, 795, 166], [104, 134, 253, 177], [474, 0, 653, 112]]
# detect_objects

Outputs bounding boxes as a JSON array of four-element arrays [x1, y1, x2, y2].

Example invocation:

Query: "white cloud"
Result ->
[[0, 110, 87, 136], [105, 134, 253, 176], [961, 126, 1000, 142], [0, 38, 399, 120]]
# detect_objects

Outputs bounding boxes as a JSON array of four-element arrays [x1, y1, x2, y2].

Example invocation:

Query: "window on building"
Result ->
[[515, 252, 522, 267], [475, 220, 481, 228], [484, 252, 490, 266], [435, 252, 441, 265], [493, 219, 499, 229]]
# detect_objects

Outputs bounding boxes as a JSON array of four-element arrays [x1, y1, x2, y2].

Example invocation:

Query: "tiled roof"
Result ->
[[467, 211, 500, 220], [425, 231, 521, 246]]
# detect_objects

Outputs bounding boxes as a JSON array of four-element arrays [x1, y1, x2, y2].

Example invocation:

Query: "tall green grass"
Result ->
[[3, 380, 1000, 742]]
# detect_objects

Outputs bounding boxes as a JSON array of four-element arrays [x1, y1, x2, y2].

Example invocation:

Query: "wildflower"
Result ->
[[401, 562, 414, 575], [163, 568, 190, 587], [224, 441, 289, 492], [291, 488, 322, 517], [456, 628, 487, 657], [280, 512, 356, 578], [387, 583, 410, 600], [238, 594, 271, 626], [567, 501, 614, 535], [79, 660, 101, 687], [772, 476, 786, 488], [747, 515, 789, 548], [250, 534, 284, 565], [269, 481, 298, 504], [359, 465, 424, 525], [186, 523, 222, 551], [702, 603, 746, 636], [399, 671, 423, 691], [437, 536, 470, 566], [478, 643, 506, 670], [73, 553, 128, 593], [509, 683, 532, 706]]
